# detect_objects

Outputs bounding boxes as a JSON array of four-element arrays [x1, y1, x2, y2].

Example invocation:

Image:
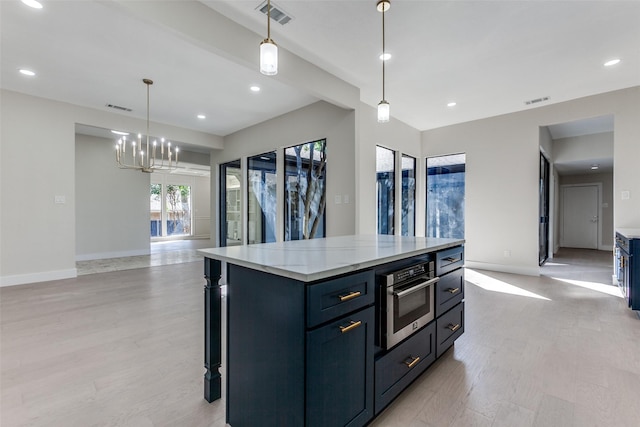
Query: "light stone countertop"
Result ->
[[617, 229, 640, 239], [198, 234, 464, 282]]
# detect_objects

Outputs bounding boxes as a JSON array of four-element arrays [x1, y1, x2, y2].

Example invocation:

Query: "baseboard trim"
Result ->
[[0, 268, 78, 287], [464, 261, 540, 277], [599, 245, 614, 252], [75, 249, 151, 262]]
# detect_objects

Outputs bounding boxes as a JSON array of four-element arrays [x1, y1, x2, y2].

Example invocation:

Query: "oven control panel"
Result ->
[[387, 262, 434, 286]]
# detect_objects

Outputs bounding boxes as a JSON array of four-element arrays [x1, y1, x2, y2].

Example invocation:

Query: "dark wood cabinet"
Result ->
[[307, 306, 374, 427], [226, 264, 375, 427], [374, 321, 436, 413], [616, 231, 640, 311]]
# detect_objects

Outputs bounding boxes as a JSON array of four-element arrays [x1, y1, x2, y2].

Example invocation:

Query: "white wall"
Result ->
[[213, 101, 356, 245], [554, 132, 613, 165], [0, 89, 221, 286], [422, 86, 640, 276], [75, 134, 150, 260]]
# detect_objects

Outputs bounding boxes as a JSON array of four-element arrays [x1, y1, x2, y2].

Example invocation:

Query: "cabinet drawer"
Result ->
[[374, 322, 436, 414], [436, 246, 464, 276], [436, 302, 464, 357], [435, 268, 464, 317], [307, 270, 375, 328]]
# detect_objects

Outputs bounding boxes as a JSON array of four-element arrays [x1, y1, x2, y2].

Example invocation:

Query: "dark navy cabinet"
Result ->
[[616, 230, 640, 311], [307, 306, 374, 427], [226, 264, 375, 427]]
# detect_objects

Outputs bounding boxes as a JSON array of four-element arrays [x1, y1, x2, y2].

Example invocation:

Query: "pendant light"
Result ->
[[260, 0, 278, 75], [377, 0, 390, 123]]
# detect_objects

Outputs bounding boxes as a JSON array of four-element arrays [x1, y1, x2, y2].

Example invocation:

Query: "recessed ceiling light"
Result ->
[[21, 0, 43, 9], [447, 102, 457, 107], [379, 53, 391, 61], [19, 69, 36, 76], [604, 58, 621, 67], [111, 130, 129, 136], [250, 86, 261, 92], [197, 114, 206, 119], [591, 164, 600, 170]]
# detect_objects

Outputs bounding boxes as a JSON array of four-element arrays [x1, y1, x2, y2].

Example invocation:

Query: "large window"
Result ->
[[248, 152, 277, 244], [220, 159, 242, 247], [150, 183, 162, 237], [377, 146, 395, 235], [284, 139, 326, 241], [401, 155, 416, 236], [426, 154, 465, 239], [150, 182, 192, 237], [166, 185, 191, 236]]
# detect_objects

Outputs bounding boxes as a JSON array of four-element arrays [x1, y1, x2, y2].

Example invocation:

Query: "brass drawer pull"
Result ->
[[447, 323, 461, 332], [447, 287, 460, 294], [338, 291, 361, 302], [339, 320, 362, 334], [405, 356, 420, 369]]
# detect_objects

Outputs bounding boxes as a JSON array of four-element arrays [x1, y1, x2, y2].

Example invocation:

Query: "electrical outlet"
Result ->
[[503, 250, 511, 257], [334, 195, 342, 204], [54, 195, 66, 204]]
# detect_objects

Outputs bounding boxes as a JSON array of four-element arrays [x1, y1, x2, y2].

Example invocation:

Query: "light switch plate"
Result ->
[[54, 195, 66, 204], [622, 191, 630, 200], [334, 195, 342, 204]]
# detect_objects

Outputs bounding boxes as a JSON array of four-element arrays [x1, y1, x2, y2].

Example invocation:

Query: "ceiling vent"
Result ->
[[524, 96, 550, 106], [105, 103, 132, 112], [256, 1, 293, 25]]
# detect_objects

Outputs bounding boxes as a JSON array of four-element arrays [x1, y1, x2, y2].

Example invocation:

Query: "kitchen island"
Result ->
[[199, 235, 465, 427]]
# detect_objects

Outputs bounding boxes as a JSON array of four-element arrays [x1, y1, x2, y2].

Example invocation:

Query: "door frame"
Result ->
[[559, 182, 603, 250]]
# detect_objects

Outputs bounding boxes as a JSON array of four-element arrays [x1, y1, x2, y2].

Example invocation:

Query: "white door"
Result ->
[[562, 185, 598, 249]]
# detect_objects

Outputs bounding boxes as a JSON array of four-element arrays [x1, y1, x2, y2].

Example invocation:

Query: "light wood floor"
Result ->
[[2, 249, 639, 426]]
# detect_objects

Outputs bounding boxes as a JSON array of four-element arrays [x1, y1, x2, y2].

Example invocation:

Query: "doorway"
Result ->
[[561, 184, 600, 249]]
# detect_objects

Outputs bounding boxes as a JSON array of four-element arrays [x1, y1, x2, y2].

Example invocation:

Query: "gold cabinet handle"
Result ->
[[447, 287, 460, 294], [448, 323, 461, 332], [338, 291, 361, 302], [405, 356, 420, 369], [339, 320, 362, 334]]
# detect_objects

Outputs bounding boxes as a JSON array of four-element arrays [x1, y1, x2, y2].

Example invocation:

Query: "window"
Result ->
[[165, 184, 192, 236], [401, 155, 416, 236], [248, 151, 277, 244], [284, 139, 327, 241], [151, 181, 192, 238], [377, 146, 395, 235], [426, 154, 465, 239], [220, 159, 242, 247], [150, 183, 162, 237]]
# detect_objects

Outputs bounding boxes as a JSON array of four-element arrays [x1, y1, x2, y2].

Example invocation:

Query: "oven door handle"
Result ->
[[393, 277, 439, 298]]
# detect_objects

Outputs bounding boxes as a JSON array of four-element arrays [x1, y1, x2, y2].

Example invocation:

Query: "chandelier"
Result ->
[[377, 0, 390, 123], [115, 78, 179, 173], [260, 0, 278, 75]]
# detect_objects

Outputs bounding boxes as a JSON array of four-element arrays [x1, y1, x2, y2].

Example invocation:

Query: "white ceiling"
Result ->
[[1, 0, 638, 145]]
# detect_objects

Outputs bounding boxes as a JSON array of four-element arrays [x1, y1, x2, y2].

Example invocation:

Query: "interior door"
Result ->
[[539, 154, 550, 265], [562, 185, 598, 249]]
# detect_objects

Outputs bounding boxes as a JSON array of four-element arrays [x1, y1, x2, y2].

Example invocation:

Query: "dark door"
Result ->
[[539, 153, 550, 265], [306, 306, 374, 427]]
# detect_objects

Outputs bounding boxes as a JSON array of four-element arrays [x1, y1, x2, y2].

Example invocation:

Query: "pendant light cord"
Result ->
[[382, 4, 386, 101], [267, 0, 271, 40]]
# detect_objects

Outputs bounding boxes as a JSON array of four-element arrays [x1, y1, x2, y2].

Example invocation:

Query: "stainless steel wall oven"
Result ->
[[379, 260, 437, 349]]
